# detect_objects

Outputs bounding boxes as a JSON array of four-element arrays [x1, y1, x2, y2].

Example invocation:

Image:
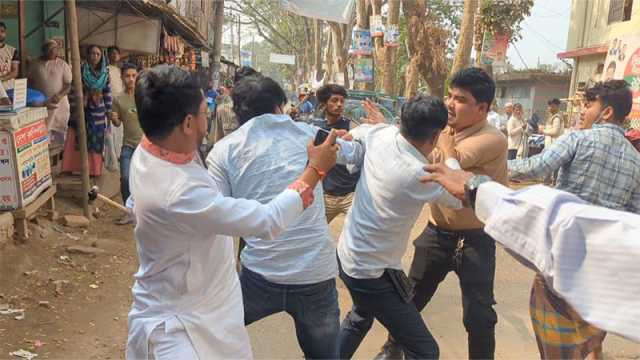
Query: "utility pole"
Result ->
[[210, 0, 224, 88], [237, 15, 241, 66], [252, 33, 256, 68], [65, 0, 91, 218]]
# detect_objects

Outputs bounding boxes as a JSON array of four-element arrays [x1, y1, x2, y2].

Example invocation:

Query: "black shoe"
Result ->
[[373, 341, 404, 360]]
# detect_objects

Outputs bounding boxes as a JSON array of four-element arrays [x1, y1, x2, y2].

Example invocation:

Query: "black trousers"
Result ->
[[392, 223, 498, 359]]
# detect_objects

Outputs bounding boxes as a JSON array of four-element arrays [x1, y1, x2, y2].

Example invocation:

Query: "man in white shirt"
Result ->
[[487, 101, 505, 133], [507, 103, 527, 160], [107, 46, 124, 164], [422, 162, 640, 345], [337, 95, 462, 359], [125, 65, 339, 359], [207, 75, 343, 358], [539, 98, 564, 148]]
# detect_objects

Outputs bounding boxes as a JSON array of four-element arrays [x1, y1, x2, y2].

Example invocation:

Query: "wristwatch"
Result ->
[[464, 175, 492, 210]]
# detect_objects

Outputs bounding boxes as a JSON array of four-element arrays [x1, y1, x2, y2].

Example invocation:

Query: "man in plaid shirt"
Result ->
[[508, 80, 640, 358]]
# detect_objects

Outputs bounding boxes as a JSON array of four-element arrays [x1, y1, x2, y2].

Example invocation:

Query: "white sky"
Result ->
[[507, 0, 572, 69]]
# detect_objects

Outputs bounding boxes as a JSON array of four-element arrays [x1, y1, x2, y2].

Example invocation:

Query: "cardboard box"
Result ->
[[0, 113, 52, 210]]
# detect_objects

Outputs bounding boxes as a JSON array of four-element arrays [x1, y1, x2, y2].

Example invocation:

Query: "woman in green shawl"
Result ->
[[63, 44, 113, 177]]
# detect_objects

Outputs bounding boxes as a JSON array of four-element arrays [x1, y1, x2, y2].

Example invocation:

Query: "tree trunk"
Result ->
[[324, 30, 334, 84], [355, 0, 374, 90], [370, 0, 384, 91], [382, 0, 400, 95], [474, 3, 484, 67], [450, 0, 478, 77], [404, 57, 421, 98], [65, 0, 91, 218], [330, 22, 350, 88], [211, 0, 224, 87], [402, 0, 426, 98], [313, 19, 322, 82]]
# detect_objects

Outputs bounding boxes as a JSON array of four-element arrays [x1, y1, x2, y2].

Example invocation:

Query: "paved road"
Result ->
[[247, 207, 639, 359]]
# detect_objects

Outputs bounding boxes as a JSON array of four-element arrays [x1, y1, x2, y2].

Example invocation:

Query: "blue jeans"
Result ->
[[119, 145, 135, 203], [338, 262, 439, 359], [240, 266, 340, 359]]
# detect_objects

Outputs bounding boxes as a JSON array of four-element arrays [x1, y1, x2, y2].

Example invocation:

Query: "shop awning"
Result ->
[[557, 44, 608, 59], [76, 0, 208, 49]]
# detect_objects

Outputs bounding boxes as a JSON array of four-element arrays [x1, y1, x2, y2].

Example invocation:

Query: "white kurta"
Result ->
[[507, 115, 526, 154], [126, 142, 303, 359], [476, 182, 640, 343]]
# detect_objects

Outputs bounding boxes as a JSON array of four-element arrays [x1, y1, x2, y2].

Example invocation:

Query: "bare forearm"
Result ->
[[58, 83, 72, 98]]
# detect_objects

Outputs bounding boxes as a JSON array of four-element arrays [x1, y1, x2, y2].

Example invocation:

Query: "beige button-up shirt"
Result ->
[[429, 119, 508, 230]]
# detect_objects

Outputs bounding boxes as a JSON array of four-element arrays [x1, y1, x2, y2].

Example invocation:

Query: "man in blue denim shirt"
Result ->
[[111, 63, 142, 225], [207, 75, 342, 359]]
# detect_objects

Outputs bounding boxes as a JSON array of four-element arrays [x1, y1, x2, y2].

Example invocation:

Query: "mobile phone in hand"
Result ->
[[314, 129, 332, 146]]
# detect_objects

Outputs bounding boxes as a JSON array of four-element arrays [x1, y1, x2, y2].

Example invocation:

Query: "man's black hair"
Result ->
[[234, 66, 259, 85], [585, 80, 632, 121], [548, 98, 561, 106], [135, 65, 204, 140], [232, 76, 287, 126], [0, 22, 6, 30], [107, 46, 121, 56], [316, 84, 347, 104], [449, 67, 496, 109], [121, 62, 138, 73], [400, 95, 448, 143]]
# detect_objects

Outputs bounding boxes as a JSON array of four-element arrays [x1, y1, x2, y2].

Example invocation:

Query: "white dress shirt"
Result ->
[[126, 144, 303, 359], [207, 113, 337, 285], [476, 182, 640, 342], [337, 124, 462, 279], [487, 111, 501, 129]]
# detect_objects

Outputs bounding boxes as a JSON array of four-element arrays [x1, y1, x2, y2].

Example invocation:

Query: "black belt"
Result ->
[[427, 222, 485, 240]]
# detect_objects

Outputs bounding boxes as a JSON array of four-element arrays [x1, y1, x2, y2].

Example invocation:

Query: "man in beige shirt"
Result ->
[[378, 68, 508, 360], [540, 98, 564, 148]]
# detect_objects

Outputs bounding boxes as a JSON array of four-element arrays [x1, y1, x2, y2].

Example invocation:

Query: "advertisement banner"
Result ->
[[480, 31, 509, 65], [354, 57, 374, 83], [240, 50, 252, 67], [384, 25, 400, 48], [350, 28, 372, 56], [269, 53, 296, 65], [604, 34, 640, 128], [370, 15, 384, 37]]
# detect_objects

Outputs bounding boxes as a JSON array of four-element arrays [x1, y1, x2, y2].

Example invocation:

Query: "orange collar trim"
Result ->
[[140, 136, 195, 165]]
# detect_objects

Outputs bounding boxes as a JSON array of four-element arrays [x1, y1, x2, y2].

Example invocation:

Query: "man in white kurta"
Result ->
[[422, 163, 640, 343], [125, 65, 338, 359]]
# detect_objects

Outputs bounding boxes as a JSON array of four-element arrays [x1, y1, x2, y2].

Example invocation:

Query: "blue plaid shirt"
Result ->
[[508, 123, 640, 213]]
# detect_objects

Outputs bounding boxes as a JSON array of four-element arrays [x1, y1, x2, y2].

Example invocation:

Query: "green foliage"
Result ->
[[426, 0, 464, 57], [480, 0, 534, 43]]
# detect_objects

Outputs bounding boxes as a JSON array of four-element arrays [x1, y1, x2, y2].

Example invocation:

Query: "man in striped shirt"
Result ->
[[508, 80, 640, 358]]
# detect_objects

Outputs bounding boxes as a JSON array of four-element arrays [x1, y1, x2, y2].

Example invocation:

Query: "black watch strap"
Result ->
[[464, 175, 492, 210]]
